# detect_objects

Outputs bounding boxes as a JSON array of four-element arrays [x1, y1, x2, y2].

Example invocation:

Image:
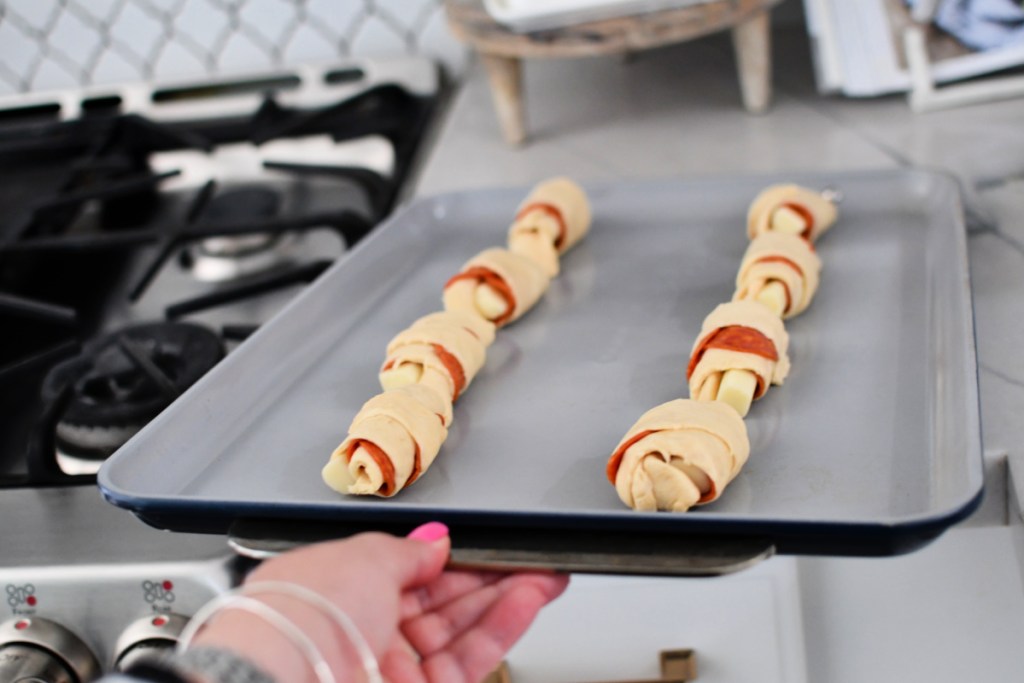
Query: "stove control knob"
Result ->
[[112, 613, 189, 672], [0, 617, 101, 683]]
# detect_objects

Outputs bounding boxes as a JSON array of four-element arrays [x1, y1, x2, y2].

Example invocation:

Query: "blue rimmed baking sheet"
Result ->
[[99, 170, 984, 557]]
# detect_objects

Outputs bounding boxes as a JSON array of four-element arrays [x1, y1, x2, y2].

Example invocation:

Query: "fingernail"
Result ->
[[407, 521, 449, 543]]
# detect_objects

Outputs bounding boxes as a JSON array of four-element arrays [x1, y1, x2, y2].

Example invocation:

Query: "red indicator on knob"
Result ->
[[162, 581, 174, 591], [14, 619, 30, 630], [152, 615, 169, 627], [25, 596, 37, 606]]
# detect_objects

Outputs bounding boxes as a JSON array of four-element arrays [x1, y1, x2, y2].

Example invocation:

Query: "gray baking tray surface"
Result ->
[[99, 170, 983, 558]]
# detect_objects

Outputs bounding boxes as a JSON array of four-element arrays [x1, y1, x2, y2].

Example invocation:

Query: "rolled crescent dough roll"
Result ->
[[747, 183, 837, 243], [687, 300, 790, 403], [409, 310, 497, 347], [322, 385, 450, 497], [380, 314, 488, 402], [606, 399, 750, 512], [734, 232, 822, 319], [443, 247, 551, 327], [508, 177, 592, 276]]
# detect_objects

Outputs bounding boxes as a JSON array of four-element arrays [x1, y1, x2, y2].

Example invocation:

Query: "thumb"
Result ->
[[390, 522, 451, 588], [257, 527, 449, 590]]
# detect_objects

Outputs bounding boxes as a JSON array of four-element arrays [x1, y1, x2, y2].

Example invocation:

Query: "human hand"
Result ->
[[192, 523, 569, 683]]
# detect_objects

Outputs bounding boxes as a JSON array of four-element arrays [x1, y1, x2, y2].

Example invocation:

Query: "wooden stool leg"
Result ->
[[480, 53, 526, 146], [731, 9, 772, 114]]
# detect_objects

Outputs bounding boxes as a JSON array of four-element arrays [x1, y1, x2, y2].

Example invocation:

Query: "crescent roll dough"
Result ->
[[687, 300, 790, 403], [380, 313, 489, 402], [322, 385, 451, 497], [734, 232, 822, 319], [747, 183, 837, 243], [443, 247, 551, 327], [409, 310, 497, 348], [508, 177, 592, 276], [606, 399, 750, 512]]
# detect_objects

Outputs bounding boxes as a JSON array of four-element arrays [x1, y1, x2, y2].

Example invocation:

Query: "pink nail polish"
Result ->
[[407, 521, 449, 543]]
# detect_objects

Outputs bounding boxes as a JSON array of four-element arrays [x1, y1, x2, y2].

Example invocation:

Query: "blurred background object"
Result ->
[[805, 0, 1024, 109], [445, 0, 783, 145], [0, 0, 469, 95]]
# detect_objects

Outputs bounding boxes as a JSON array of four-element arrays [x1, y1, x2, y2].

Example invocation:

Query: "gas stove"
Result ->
[[0, 57, 442, 680], [0, 57, 440, 487]]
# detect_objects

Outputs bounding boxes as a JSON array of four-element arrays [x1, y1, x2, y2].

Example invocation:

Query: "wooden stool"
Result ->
[[444, 0, 783, 145]]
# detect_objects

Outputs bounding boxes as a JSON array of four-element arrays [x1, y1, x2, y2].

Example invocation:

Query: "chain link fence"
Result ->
[[0, 0, 466, 96]]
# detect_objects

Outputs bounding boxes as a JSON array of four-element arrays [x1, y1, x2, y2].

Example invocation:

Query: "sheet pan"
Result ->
[[99, 170, 984, 558]]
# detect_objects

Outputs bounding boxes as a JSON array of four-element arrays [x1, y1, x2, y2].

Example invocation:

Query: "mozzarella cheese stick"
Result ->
[[734, 232, 822, 319], [323, 385, 451, 497], [606, 399, 750, 512], [687, 300, 790, 408], [443, 247, 551, 327], [507, 177, 592, 277], [747, 183, 837, 243]]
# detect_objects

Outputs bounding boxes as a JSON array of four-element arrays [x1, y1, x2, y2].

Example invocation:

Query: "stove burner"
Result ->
[[190, 186, 299, 282], [206, 187, 281, 224], [43, 323, 225, 460], [197, 187, 283, 256]]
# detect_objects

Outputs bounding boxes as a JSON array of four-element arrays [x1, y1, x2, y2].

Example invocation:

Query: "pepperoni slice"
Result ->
[[516, 202, 567, 250], [404, 443, 423, 488], [431, 343, 466, 401], [347, 440, 396, 496], [687, 325, 778, 397], [754, 255, 803, 277], [607, 429, 655, 484], [445, 266, 517, 326], [699, 477, 717, 503], [780, 202, 815, 240]]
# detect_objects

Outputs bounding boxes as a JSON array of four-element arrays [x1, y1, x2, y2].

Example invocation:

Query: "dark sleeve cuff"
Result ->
[[124, 647, 277, 683]]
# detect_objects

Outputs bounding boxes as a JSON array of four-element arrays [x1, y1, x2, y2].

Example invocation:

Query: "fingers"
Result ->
[[380, 647, 424, 683], [400, 570, 505, 621], [426, 573, 568, 682], [379, 637, 428, 683], [404, 572, 570, 682]]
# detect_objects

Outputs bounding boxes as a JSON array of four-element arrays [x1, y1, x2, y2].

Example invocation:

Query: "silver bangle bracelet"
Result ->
[[177, 593, 335, 683], [240, 581, 382, 683]]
